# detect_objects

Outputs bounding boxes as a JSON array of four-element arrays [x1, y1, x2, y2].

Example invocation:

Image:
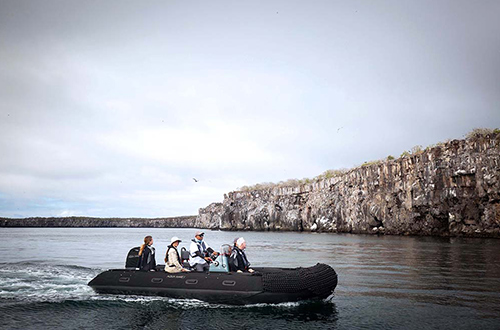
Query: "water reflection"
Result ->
[[174, 301, 338, 330], [44, 300, 339, 330], [2, 228, 500, 329], [314, 234, 500, 318]]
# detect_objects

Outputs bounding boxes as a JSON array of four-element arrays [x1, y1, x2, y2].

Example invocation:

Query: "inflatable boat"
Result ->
[[88, 245, 338, 305]]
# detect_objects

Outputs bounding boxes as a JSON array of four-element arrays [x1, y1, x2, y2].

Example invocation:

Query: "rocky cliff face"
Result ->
[[0, 216, 196, 228], [197, 133, 500, 237]]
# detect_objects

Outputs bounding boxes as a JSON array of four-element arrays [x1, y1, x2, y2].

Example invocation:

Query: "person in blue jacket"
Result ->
[[138, 235, 156, 271]]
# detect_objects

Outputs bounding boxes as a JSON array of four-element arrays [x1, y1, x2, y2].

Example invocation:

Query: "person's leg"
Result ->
[[194, 261, 208, 272]]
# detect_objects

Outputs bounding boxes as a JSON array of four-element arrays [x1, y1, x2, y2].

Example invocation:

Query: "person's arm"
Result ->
[[169, 249, 183, 271], [228, 252, 238, 272], [190, 242, 203, 258], [137, 253, 144, 269], [235, 252, 245, 272], [241, 250, 252, 272], [205, 242, 219, 256], [151, 249, 156, 269], [139, 248, 150, 270]]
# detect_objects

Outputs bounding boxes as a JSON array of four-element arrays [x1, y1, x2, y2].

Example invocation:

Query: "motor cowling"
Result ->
[[125, 246, 141, 268]]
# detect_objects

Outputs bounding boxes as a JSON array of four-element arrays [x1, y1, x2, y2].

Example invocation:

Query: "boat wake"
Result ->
[[0, 261, 101, 305]]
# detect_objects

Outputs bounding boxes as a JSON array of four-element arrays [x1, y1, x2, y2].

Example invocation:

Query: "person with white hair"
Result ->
[[229, 237, 254, 273], [164, 236, 189, 273]]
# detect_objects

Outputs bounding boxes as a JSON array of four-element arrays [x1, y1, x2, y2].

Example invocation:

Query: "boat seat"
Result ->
[[180, 247, 191, 269]]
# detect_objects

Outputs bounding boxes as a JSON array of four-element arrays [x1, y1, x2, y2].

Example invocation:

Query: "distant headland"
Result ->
[[0, 216, 196, 228]]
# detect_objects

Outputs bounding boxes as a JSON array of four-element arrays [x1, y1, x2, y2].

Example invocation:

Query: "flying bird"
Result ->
[[193, 178, 198, 182]]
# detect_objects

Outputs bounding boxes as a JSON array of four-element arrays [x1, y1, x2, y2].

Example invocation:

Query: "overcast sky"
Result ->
[[1, 0, 499, 218]]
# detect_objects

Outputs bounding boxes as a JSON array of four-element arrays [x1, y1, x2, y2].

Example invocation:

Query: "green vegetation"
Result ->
[[362, 160, 383, 167], [400, 151, 410, 158], [301, 178, 312, 185], [424, 144, 436, 152], [239, 182, 275, 191], [237, 127, 499, 192], [400, 145, 423, 158], [239, 169, 350, 191], [314, 169, 348, 181], [466, 127, 499, 139], [410, 145, 423, 154]]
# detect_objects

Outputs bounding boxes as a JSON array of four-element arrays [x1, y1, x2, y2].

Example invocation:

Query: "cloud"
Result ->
[[1, 0, 499, 217]]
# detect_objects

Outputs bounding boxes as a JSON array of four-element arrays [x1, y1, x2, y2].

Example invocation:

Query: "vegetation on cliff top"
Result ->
[[238, 128, 499, 192]]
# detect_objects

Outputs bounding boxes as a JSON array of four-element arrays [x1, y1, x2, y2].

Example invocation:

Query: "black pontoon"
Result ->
[[88, 245, 338, 305]]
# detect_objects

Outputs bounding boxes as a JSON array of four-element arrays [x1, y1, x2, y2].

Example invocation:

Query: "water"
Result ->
[[1, 228, 499, 329]]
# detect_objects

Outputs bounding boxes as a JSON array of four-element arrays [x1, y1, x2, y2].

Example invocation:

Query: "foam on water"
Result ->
[[0, 262, 101, 304], [0, 261, 324, 310]]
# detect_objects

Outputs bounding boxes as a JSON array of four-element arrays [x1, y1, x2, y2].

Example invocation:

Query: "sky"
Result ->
[[1, 0, 499, 218]]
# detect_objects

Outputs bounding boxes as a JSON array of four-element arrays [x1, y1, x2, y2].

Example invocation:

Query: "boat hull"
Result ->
[[88, 263, 337, 305]]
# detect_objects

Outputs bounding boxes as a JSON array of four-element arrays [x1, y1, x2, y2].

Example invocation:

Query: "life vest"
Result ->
[[165, 245, 181, 266], [230, 246, 250, 270], [189, 239, 210, 266], [191, 239, 208, 257]]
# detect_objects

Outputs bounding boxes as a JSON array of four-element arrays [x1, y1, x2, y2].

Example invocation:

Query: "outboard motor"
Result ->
[[125, 246, 141, 268], [209, 244, 231, 273]]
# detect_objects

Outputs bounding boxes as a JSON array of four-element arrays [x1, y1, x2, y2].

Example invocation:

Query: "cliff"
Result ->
[[0, 216, 197, 228], [197, 133, 500, 237]]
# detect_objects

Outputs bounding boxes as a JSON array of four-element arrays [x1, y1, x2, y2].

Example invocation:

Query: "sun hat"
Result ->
[[171, 236, 182, 244]]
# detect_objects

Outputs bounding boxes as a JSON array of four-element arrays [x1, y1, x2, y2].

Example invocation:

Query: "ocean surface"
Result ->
[[0, 228, 499, 330]]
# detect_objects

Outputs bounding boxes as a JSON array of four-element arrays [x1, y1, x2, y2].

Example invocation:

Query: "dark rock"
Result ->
[[0, 216, 196, 228], [197, 133, 500, 237]]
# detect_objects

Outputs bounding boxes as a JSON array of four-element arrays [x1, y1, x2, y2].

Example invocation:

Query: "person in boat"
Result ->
[[229, 237, 254, 273], [189, 231, 219, 272], [138, 235, 156, 271], [165, 236, 190, 273]]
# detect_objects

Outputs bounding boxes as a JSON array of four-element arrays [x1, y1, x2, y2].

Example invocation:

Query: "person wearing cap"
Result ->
[[164, 236, 189, 273], [189, 231, 218, 272], [229, 237, 254, 273]]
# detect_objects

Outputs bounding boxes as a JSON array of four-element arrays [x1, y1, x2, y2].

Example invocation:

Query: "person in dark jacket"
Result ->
[[229, 237, 254, 273], [138, 235, 156, 271]]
